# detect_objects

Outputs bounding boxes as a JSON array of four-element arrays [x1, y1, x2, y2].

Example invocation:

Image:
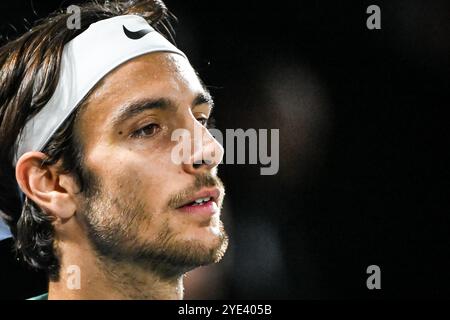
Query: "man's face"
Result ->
[[72, 52, 227, 276]]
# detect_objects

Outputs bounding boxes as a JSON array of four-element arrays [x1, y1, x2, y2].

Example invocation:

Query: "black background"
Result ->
[[0, 0, 449, 299]]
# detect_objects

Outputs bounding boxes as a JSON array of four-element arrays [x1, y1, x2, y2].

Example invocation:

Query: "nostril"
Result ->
[[192, 159, 212, 169], [193, 162, 202, 169]]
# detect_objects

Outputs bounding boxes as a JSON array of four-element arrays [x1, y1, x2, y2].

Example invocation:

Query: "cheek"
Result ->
[[88, 147, 175, 209]]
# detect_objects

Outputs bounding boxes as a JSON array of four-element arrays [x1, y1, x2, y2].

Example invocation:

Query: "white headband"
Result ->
[[14, 14, 186, 164], [0, 14, 187, 240]]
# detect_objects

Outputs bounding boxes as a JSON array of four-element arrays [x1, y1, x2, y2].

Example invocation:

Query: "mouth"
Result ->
[[175, 188, 221, 216]]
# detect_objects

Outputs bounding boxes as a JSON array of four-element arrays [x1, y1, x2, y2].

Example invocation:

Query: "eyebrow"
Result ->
[[111, 91, 214, 128], [193, 91, 214, 109]]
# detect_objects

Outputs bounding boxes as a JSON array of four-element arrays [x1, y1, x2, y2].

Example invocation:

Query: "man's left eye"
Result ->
[[197, 117, 209, 126]]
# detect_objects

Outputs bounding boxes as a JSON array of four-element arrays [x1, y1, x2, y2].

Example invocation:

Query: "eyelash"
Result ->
[[198, 116, 216, 129], [131, 116, 215, 138], [131, 123, 161, 138]]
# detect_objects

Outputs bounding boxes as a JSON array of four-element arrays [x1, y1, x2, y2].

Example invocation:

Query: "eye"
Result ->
[[197, 116, 216, 129], [131, 123, 161, 138], [197, 117, 209, 126]]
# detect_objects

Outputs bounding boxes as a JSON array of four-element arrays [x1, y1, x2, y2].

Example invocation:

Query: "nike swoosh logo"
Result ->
[[122, 25, 152, 40]]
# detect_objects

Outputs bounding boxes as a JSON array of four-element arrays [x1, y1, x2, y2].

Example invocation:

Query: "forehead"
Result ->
[[78, 52, 204, 129]]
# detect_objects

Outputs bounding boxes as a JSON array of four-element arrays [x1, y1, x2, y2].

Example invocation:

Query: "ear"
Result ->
[[15, 152, 77, 220]]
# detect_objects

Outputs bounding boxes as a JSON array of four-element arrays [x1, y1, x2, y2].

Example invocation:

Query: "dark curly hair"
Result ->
[[0, 0, 175, 280]]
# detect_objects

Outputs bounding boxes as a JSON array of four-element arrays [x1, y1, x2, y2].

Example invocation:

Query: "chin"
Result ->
[[182, 224, 225, 247], [178, 225, 228, 261]]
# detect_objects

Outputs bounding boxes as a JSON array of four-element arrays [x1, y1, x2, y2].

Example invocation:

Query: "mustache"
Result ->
[[167, 173, 225, 209]]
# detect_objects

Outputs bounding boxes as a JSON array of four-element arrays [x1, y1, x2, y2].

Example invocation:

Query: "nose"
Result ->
[[181, 122, 224, 175]]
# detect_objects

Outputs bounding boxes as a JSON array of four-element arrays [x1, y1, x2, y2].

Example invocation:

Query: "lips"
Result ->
[[176, 188, 221, 216], [177, 188, 220, 208]]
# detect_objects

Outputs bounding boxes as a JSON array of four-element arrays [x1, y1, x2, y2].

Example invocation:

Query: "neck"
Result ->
[[48, 236, 184, 300]]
